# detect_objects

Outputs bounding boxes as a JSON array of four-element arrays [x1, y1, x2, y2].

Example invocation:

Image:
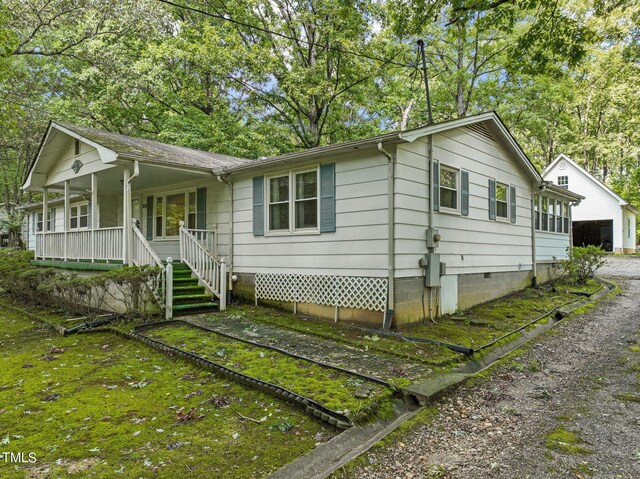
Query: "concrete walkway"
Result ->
[[185, 313, 432, 381]]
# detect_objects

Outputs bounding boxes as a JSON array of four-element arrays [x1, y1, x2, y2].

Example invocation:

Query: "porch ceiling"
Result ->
[[48, 163, 213, 196]]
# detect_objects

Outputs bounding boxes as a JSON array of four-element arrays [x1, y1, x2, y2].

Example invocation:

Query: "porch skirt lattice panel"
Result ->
[[255, 273, 388, 312]]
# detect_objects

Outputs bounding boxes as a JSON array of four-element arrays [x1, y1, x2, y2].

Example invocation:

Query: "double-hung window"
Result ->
[[267, 169, 318, 233], [70, 203, 89, 230], [154, 190, 197, 238], [541, 197, 548, 231], [439, 167, 458, 211], [47, 208, 56, 232], [35, 212, 43, 232], [557, 176, 568, 189], [496, 183, 508, 219]]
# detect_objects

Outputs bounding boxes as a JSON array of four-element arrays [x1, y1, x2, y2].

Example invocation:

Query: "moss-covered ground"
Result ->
[[0, 299, 336, 479], [216, 280, 601, 367], [545, 426, 593, 455], [141, 323, 394, 420]]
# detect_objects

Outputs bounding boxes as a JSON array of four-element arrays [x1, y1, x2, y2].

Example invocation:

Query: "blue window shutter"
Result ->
[[320, 163, 336, 233], [146, 196, 154, 240], [196, 187, 207, 229], [432, 160, 440, 212], [510, 185, 517, 223], [488, 179, 496, 220], [461, 170, 469, 216], [253, 176, 265, 236]]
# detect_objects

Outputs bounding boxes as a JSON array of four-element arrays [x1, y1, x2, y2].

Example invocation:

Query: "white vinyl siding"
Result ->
[[536, 231, 570, 262], [233, 151, 389, 276], [394, 125, 535, 277], [45, 138, 116, 186]]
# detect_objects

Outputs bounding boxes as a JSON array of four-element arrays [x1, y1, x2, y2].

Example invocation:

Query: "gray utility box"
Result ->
[[426, 228, 440, 249], [424, 253, 440, 287]]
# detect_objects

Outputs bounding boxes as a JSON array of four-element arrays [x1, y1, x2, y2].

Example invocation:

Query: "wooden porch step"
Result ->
[[173, 277, 200, 284], [173, 271, 193, 279], [165, 261, 190, 271], [173, 285, 206, 294], [173, 302, 219, 312], [173, 293, 215, 305]]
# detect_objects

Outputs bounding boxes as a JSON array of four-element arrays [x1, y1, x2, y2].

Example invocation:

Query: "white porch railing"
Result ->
[[179, 221, 227, 310], [132, 224, 169, 317], [184, 227, 217, 256], [35, 227, 123, 261]]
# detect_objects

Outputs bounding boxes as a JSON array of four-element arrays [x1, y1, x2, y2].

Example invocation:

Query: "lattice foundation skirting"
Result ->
[[255, 273, 388, 317]]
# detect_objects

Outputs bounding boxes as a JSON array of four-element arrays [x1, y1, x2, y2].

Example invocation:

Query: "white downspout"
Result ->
[[378, 143, 395, 328], [427, 135, 434, 233], [217, 174, 234, 293]]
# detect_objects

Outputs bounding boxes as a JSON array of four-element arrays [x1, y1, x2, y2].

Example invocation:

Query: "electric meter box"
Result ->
[[426, 228, 441, 249], [424, 253, 440, 287]]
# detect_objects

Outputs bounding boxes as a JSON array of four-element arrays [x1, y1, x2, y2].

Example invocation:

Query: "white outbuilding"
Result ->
[[543, 154, 637, 253]]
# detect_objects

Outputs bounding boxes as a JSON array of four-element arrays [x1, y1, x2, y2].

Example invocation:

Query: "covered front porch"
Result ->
[[22, 121, 244, 314]]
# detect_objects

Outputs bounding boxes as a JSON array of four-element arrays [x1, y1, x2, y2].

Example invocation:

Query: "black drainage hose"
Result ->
[[65, 314, 119, 335], [358, 327, 474, 356]]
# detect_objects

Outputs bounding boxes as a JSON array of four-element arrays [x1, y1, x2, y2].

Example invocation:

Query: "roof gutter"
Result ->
[[223, 133, 402, 176]]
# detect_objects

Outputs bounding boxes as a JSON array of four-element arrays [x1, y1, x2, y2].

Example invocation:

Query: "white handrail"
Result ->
[[179, 222, 226, 310], [184, 227, 217, 256], [35, 228, 123, 261], [131, 223, 167, 314]]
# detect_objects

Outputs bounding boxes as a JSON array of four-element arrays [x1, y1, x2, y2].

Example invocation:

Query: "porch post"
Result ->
[[91, 173, 97, 262], [64, 180, 70, 261], [41, 187, 48, 259], [122, 166, 130, 266]]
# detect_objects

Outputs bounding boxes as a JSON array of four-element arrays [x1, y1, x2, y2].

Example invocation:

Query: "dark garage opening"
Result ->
[[573, 220, 613, 251]]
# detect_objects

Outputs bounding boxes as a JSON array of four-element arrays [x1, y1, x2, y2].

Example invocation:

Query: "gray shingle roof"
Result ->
[[57, 122, 251, 170]]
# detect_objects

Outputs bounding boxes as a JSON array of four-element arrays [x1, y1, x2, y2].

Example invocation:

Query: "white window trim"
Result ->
[[69, 202, 90, 231], [266, 166, 320, 236], [153, 188, 197, 240], [438, 165, 460, 215], [495, 182, 509, 222], [557, 175, 568, 188], [535, 195, 570, 234]]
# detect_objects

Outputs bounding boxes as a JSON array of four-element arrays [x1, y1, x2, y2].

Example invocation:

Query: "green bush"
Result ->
[[561, 245, 607, 284], [0, 250, 162, 318]]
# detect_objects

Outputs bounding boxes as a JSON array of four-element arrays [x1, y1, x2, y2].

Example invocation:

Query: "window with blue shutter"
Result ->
[[509, 185, 516, 223], [461, 170, 469, 216], [319, 163, 336, 232], [253, 176, 265, 236], [432, 160, 440, 212], [488, 179, 496, 220]]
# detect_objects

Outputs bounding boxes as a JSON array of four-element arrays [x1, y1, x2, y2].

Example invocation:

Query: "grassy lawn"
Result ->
[[0, 300, 336, 479], [142, 323, 393, 421]]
